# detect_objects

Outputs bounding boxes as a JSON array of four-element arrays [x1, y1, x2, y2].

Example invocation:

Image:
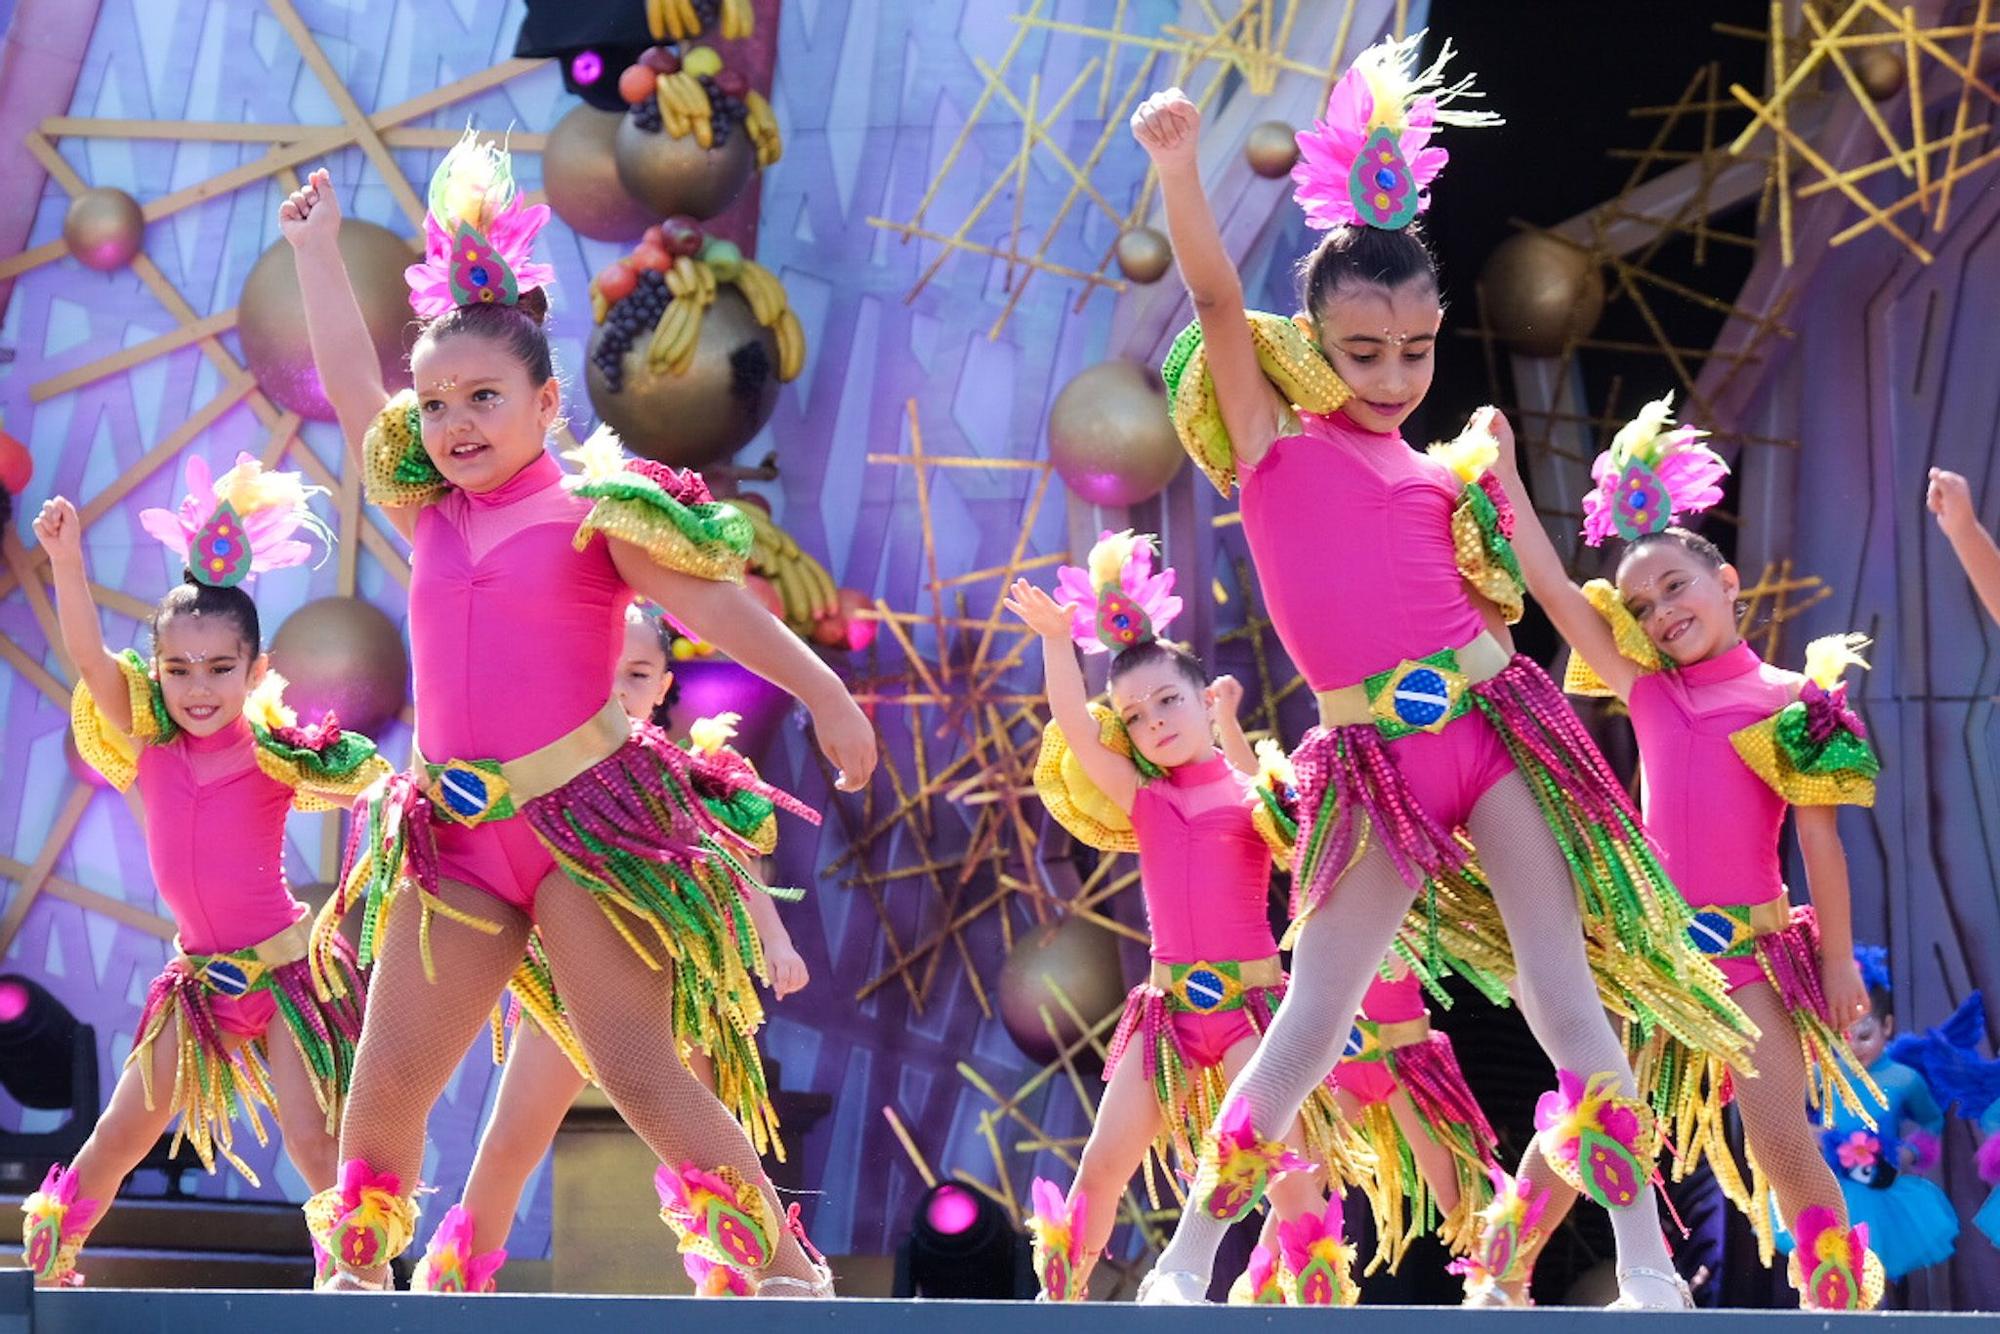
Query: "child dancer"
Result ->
[[1928, 469, 2000, 628], [23, 462, 388, 1287], [412, 606, 813, 1293], [1480, 393, 1887, 1309], [1769, 949, 1959, 1283], [1129, 34, 1752, 1307], [281, 134, 873, 1295], [1007, 533, 1372, 1305], [1215, 687, 1501, 1272]]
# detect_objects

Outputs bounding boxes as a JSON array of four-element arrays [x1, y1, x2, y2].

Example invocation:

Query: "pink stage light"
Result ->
[[923, 1184, 980, 1236]]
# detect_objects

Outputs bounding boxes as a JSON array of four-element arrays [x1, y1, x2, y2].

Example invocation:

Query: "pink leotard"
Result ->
[[1238, 410, 1512, 825], [134, 716, 303, 1036], [1333, 970, 1426, 1101], [1625, 642, 1798, 991], [1128, 752, 1278, 1066], [407, 452, 632, 912]]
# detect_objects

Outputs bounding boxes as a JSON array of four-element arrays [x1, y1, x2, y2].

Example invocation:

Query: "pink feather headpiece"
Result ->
[[1580, 392, 1729, 547], [1053, 530, 1183, 655], [137, 453, 331, 587], [1292, 31, 1501, 231], [405, 129, 557, 319]]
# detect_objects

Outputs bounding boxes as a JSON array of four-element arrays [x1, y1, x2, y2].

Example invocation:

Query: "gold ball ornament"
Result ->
[[240, 222, 415, 421], [998, 916, 1128, 1065], [268, 597, 409, 738], [1478, 231, 1606, 358], [1114, 226, 1172, 284], [1048, 361, 1185, 507], [586, 287, 781, 469], [614, 112, 757, 222], [63, 187, 146, 271], [544, 104, 661, 242], [1857, 49, 1905, 101], [1245, 121, 1301, 179]]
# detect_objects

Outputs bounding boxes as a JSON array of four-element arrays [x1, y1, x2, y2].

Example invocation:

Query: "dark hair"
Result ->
[[411, 288, 555, 384], [1616, 526, 1728, 579], [625, 604, 684, 730], [152, 575, 261, 656], [1296, 221, 1440, 318], [1866, 985, 1894, 1020], [1106, 639, 1209, 692]]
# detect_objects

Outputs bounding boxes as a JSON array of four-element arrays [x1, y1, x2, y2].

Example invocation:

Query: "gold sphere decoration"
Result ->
[[63, 187, 145, 271], [1114, 226, 1173, 284], [1478, 231, 1606, 358], [1245, 120, 1301, 178], [1048, 361, 1185, 507], [268, 597, 409, 738], [1857, 49, 1905, 101], [613, 114, 757, 222], [545, 104, 661, 242], [239, 222, 416, 421], [585, 288, 780, 469], [997, 917, 1128, 1065]]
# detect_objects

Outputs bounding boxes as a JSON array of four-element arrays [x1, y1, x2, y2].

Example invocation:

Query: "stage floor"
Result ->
[[3, 1280, 1992, 1334]]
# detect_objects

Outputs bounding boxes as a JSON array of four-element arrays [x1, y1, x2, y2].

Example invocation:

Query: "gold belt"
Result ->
[[1150, 956, 1283, 1014], [174, 917, 312, 997], [1314, 631, 1512, 735], [413, 698, 631, 827], [1686, 894, 1795, 959], [1374, 1015, 1431, 1050]]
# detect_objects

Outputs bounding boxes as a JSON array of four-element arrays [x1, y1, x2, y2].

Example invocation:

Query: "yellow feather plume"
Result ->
[[687, 712, 741, 756], [211, 457, 321, 522], [244, 669, 297, 732], [1426, 414, 1499, 484], [1351, 31, 1504, 135], [563, 424, 628, 486], [1803, 633, 1872, 690], [1255, 737, 1296, 792], [1086, 530, 1145, 590]]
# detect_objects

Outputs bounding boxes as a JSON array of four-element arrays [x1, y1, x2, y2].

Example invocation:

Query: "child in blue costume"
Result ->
[[1883, 986, 2000, 1255], [1774, 948, 1958, 1279]]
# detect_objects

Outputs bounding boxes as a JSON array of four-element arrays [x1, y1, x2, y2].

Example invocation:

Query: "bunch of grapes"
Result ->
[[591, 270, 670, 394], [688, 0, 721, 28], [699, 71, 750, 147]]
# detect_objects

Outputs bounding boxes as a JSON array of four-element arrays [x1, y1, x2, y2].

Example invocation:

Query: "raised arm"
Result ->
[[1132, 89, 1285, 471], [1004, 579, 1140, 813], [1210, 674, 1257, 775], [1486, 407, 1640, 700], [32, 497, 132, 733], [612, 548, 876, 791], [280, 171, 418, 537], [1794, 803, 1866, 1030], [1928, 469, 2000, 629]]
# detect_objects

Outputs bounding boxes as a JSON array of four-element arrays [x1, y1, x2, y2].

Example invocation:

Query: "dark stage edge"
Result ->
[[0, 1280, 1991, 1334]]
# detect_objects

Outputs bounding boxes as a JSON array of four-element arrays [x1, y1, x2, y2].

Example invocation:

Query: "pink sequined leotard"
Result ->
[[1625, 642, 1798, 991], [135, 716, 306, 1035], [1127, 753, 1278, 1066], [407, 452, 632, 911], [1238, 410, 1513, 825]]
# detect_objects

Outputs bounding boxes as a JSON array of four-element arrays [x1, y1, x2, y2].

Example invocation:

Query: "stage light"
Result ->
[[516, 0, 652, 113], [0, 974, 100, 1189], [893, 1181, 1032, 1299]]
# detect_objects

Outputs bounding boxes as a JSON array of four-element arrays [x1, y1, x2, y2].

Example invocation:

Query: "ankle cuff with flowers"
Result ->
[[303, 1160, 418, 1279], [1193, 1098, 1311, 1223], [1788, 1207, 1885, 1311], [1277, 1198, 1360, 1307], [1226, 1243, 1288, 1305], [1026, 1178, 1090, 1302], [1533, 1070, 1658, 1211], [21, 1164, 98, 1287], [655, 1162, 781, 1277], [410, 1203, 507, 1293], [1450, 1167, 1550, 1302]]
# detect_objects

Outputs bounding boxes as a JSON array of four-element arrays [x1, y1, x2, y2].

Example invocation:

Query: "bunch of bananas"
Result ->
[[654, 67, 720, 148], [744, 90, 782, 168], [646, 0, 754, 43], [645, 251, 806, 383], [740, 503, 838, 634]]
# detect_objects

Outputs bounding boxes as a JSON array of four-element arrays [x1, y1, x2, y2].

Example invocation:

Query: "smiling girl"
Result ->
[[1128, 34, 1753, 1307], [1482, 393, 1888, 1309], [24, 464, 389, 1287], [281, 133, 871, 1295]]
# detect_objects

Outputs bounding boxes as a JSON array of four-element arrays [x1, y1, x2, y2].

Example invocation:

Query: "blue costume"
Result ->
[[1886, 991, 2000, 1254]]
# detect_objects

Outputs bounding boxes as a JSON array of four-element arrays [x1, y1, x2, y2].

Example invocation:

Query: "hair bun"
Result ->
[[517, 286, 551, 325]]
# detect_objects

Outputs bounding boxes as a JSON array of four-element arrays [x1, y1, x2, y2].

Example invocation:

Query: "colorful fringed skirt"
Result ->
[[1633, 895, 1880, 1263], [135, 913, 365, 1185], [1104, 955, 1374, 1208], [1331, 978, 1499, 1266], [1287, 634, 1754, 1069], [315, 701, 813, 1159]]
